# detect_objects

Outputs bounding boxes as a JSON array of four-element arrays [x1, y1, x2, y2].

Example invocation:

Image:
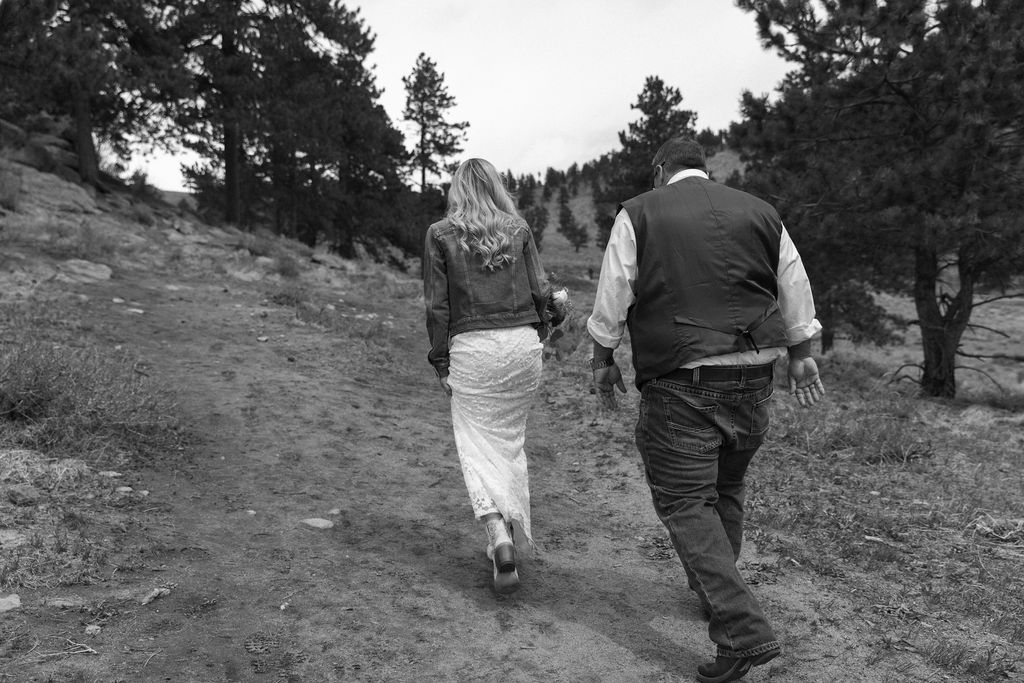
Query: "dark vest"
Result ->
[[622, 176, 789, 387]]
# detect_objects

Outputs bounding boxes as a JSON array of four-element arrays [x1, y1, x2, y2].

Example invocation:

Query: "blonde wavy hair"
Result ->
[[446, 158, 522, 270]]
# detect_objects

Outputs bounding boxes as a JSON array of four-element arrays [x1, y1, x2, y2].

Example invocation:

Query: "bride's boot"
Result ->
[[483, 514, 519, 594]]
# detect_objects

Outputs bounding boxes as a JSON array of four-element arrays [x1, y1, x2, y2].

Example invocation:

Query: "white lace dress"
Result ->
[[447, 325, 543, 548]]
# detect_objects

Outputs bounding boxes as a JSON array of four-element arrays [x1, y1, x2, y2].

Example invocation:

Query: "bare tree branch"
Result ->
[[957, 351, 1024, 363], [954, 365, 1006, 391], [973, 293, 1024, 308]]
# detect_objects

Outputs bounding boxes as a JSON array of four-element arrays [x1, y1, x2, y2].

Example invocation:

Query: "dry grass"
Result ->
[[745, 360, 1024, 680], [0, 307, 185, 462], [0, 305, 185, 591]]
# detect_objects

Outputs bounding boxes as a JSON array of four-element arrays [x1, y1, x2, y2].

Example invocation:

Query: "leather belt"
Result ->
[[661, 363, 774, 384]]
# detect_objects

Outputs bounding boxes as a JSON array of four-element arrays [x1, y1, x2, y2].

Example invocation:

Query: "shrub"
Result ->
[[275, 253, 301, 279], [0, 342, 184, 461]]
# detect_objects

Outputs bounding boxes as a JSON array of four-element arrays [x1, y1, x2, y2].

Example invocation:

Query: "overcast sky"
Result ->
[[139, 0, 793, 191]]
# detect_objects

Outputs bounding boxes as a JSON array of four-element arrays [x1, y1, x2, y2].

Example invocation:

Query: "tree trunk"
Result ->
[[220, 16, 242, 226], [820, 328, 835, 354], [419, 124, 426, 191], [913, 246, 974, 398], [223, 115, 241, 225], [71, 83, 99, 187]]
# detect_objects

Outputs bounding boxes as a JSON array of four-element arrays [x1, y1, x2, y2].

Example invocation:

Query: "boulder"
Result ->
[[0, 119, 27, 148], [6, 484, 41, 506], [48, 146, 80, 170], [56, 259, 113, 284], [8, 141, 56, 173], [18, 165, 97, 214], [0, 160, 21, 210], [28, 132, 72, 150]]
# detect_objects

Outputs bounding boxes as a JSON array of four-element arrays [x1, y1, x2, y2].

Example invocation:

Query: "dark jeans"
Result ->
[[635, 364, 781, 659]]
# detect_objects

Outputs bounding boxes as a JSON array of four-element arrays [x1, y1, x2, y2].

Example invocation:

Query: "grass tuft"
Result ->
[[0, 341, 184, 462]]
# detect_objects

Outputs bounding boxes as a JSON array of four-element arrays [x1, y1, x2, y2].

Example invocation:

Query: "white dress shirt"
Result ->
[[587, 169, 822, 367]]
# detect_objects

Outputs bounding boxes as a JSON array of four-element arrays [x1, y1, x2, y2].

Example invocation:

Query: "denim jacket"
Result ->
[[423, 217, 552, 378]]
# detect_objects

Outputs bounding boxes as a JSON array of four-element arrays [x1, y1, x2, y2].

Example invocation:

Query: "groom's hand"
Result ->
[[593, 364, 626, 410]]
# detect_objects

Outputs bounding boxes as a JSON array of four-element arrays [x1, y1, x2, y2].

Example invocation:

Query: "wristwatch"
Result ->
[[590, 357, 615, 370]]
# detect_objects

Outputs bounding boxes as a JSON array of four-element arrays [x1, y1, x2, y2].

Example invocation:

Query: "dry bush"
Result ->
[[275, 253, 301, 279], [240, 230, 279, 258], [269, 283, 310, 308], [0, 342, 184, 462]]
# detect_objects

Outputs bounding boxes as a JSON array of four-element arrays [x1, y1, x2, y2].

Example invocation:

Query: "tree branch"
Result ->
[[963, 323, 1010, 339], [973, 293, 1024, 307], [957, 351, 1024, 363], [954, 365, 1005, 390]]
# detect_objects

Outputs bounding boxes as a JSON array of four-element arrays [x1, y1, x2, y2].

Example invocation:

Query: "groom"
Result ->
[[586, 136, 825, 683]]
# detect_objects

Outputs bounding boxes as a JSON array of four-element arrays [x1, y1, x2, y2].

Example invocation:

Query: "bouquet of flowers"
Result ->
[[546, 287, 571, 328]]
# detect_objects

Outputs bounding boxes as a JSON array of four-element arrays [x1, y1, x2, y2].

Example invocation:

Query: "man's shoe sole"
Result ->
[[695, 649, 779, 683], [695, 658, 751, 683]]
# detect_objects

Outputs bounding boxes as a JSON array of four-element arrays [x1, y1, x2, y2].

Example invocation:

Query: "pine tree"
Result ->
[[0, 0, 186, 187], [734, 0, 1024, 397], [402, 53, 468, 191], [557, 186, 587, 252], [592, 76, 697, 248]]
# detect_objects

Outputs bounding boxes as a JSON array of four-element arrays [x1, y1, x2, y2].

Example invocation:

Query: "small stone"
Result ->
[[256, 336, 269, 342], [116, 486, 134, 493], [327, 508, 341, 516], [84, 624, 101, 636], [112, 297, 125, 304], [301, 518, 334, 529], [7, 484, 40, 506], [0, 595, 21, 612], [140, 587, 171, 605], [125, 308, 145, 315], [45, 596, 87, 609], [98, 471, 122, 478], [0, 530, 27, 548]]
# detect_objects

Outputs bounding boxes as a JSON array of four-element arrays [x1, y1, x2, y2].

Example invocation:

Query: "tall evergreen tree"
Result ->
[[557, 186, 587, 252], [734, 0, 1024, 397], [175, 1, 405, 242], [0, 0, 186, 187], [402, 52, 468, 190], [592, 77, 698, 248]]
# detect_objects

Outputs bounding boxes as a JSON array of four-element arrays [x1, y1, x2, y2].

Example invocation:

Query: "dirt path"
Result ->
[[2, 235, 943, 682]]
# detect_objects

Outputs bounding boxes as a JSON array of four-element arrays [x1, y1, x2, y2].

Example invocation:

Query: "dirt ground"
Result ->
[[0, 170, 989, 682]]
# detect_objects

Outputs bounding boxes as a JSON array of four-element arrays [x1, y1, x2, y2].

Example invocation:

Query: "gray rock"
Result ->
[[0, 119, 27, 148], [6, 484, 40, 506], [28, 133, 72, 150], [8, 141, 56, 173], [56, 259, 113, 284]]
